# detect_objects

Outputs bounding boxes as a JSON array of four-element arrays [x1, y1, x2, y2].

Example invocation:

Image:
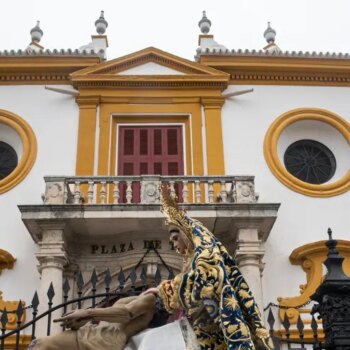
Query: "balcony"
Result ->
[[19, 175, 280, 244]]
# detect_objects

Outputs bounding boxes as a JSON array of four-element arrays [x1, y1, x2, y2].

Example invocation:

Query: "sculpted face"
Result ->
[[169, 227, 188, 255]]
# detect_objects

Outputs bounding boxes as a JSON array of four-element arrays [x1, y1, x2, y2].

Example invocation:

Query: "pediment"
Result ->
[[70, 47, 229, 87], [116, 62, 186, 75]]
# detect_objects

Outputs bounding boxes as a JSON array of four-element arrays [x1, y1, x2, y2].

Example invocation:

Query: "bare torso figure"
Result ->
[[28, 293, 156, 350]]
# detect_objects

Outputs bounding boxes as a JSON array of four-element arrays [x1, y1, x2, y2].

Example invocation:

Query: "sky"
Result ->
[[1, 0, 350, 61]]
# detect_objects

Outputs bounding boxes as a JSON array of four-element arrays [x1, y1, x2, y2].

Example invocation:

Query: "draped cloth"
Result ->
[[158, 216, 274, 350]]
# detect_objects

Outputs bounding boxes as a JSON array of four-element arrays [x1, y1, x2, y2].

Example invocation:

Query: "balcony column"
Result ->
[[235, 227, 265, 312], [36, 221, 68, 336]]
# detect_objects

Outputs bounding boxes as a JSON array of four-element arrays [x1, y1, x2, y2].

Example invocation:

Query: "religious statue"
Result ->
[[27, 293, 158, 350], [155, 194, 274, 350]]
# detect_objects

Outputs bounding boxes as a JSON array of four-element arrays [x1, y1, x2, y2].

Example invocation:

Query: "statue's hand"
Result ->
[[54, 309, 92, 329], [141, 287, 159, 296]]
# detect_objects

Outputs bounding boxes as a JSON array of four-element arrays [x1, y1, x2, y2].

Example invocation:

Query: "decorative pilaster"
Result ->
[[235, 227, 265, 312], [201, 98, 225, 176], [36, 221, 68, 336], [75, 96, 99, 176]]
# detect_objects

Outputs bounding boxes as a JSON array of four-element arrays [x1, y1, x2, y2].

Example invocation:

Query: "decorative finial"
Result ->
[[327, 228, 333, 240], [198, 11, 211, 34], [264, 21, 277, 44], [30, 21, 43, 43], [95, 10, 108, 35]]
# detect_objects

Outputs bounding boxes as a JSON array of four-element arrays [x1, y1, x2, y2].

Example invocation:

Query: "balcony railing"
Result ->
[[42, 175, 258, 205]]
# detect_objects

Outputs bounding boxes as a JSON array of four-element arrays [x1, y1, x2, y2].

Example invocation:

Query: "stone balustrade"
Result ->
[[43, 175, 258, 205]]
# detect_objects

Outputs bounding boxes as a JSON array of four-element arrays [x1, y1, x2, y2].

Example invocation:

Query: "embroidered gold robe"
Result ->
[[159, 217, 273, 350]]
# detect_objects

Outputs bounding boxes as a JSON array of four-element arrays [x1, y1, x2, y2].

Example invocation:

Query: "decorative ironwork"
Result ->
[[311, 228, 350, 350], [0, 141, 18, 180], [284, 140, 336, 184]]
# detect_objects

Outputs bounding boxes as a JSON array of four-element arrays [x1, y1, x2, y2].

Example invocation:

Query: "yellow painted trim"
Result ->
[[277, 239, 350, 341], [0, 249, 16, 274], [278, 240, 350, 318], [199, 55, 350, 87], [0, 110, 37, 194], [264, 108, 350, 197], [0, 56, 101, 85], [97, 104, 204, 179], [70, 47, 229, 90], [71, 47, 229, 77], [75, 97, 99, 175], [202, 98, 226, 175]]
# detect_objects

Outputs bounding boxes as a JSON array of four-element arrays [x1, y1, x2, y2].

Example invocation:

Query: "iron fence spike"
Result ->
[[282, 311, 291, 331], [118, 268, 125, 288], [47, 282, 55, 302], [267, 308, 275, 329], [63, 278, 71, 296], [311, 315, 318, 334], [141, 265, 147, 285], [91, 268, 98, 288], [77, 271, 84, 291], [297, 314, 304, 334], [104, 268, 112, 288], [155, 266, 162, 285], [130, 267, 137, 286], [31, 291, 40, 310], [0, 308, 8, 328], [16, 301, 24, 320]]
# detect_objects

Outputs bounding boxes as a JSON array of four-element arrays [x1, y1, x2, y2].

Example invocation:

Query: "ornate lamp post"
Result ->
[[311, 229, 350, 350]]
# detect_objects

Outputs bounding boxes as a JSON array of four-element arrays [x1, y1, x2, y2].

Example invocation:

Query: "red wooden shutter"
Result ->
[[118, 125, 184, 202]]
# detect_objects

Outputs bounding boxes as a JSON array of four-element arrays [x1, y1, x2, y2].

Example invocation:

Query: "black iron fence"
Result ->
[[0, 262, 173, 350]]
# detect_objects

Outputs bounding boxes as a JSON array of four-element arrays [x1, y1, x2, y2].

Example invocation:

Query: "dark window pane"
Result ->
[[154, 162, 162, 175], [123, 163, 134, 175], [284, 139, 336, 185], [140, 162, 148, 175], [154, 129, 162, 155], [168, 162, 179, 175], [167, 129, 178, 155], [124, 130, 134, 155], [140, 129, 148, 155], [0, 141, 18, 180]]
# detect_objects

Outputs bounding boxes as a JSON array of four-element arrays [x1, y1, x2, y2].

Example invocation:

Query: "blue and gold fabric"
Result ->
[[158, 195, 273, 350]]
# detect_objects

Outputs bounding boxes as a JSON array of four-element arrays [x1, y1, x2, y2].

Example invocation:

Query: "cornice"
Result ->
[[76, 96, 100, 107], [201, 97, 226, 108], [0, 56, 101, 85], [71, 75, 229, 90], [199, 55, 350, 86]]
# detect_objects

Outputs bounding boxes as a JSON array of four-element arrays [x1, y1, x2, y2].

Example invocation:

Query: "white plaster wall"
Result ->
[[117, 62, 185, 75], [0, 85, 79, 305], [221, 85, 350, 307]]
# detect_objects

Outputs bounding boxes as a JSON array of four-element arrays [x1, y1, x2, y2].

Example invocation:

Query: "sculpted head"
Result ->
[[168, 225, 190, 256]]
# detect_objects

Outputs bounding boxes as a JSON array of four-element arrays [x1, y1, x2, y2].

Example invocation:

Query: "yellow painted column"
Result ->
[[75, 97, 99, 175], [201, 98, 226, 175]]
